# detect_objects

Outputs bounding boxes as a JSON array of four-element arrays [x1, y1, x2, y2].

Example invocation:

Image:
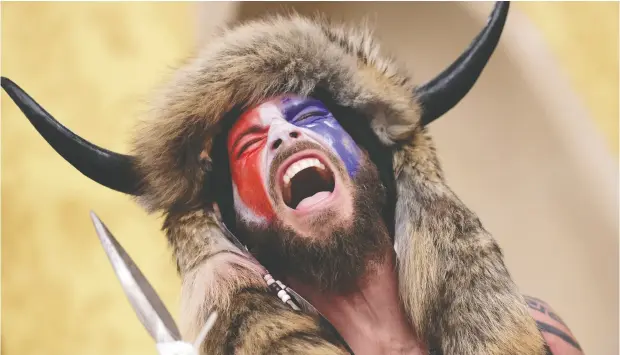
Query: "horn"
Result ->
[[1, 77, 142, 195], [415, 1, 510, 125]]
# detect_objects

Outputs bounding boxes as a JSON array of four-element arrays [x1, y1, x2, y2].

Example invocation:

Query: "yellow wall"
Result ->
[[1, 2, 617, 355], [1, 3, 192, 354], [516, 2, 619, 154]]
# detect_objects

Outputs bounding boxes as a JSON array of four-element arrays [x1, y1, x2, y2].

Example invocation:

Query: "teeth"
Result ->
[[283, 158, 325, 185]]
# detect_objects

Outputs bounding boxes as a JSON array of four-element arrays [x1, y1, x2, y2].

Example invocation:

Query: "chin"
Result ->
[[268, 144, 355, 237]]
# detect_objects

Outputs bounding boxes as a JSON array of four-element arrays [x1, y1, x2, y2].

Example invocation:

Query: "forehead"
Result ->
[[229, 95, 321, 134]]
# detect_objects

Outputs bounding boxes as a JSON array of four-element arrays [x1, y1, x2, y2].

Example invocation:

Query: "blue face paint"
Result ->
[[279, 96, 362, 178]]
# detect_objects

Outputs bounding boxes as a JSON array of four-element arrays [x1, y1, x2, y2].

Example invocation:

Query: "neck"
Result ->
[[286, 250, 428, 355]]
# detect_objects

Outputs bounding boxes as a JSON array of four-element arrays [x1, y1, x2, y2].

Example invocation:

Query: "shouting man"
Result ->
[[3, 2, 584, 354]]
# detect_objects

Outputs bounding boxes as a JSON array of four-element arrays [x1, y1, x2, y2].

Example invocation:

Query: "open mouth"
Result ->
[[280, 156, 336, 210]]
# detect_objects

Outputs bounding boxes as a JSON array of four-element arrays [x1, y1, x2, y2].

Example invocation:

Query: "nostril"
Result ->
[[272, 139, 282, 150], [290, 131, 299, 138]]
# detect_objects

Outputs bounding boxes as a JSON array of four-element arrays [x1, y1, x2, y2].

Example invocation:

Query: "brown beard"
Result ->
[[235, 142, 392, 293]]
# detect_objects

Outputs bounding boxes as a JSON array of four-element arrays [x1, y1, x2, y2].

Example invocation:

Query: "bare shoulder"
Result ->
[[523, 295, 584, 355]]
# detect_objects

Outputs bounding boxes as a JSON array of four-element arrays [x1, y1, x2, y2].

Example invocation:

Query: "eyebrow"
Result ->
[[231, 125, 264, 153], [282, 99, 322, 119]]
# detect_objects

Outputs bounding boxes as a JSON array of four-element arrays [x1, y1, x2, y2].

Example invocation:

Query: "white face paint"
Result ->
[[231, 182, 267, 226], [256, 103, 283, 126], [227, 95, 362, 222]]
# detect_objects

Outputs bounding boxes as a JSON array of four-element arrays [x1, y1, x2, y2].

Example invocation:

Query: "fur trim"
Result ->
[[130, 14, 421, 213]]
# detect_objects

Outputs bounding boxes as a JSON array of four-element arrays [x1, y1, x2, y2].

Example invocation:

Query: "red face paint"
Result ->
[[227, 95, 362, 222], [227, 101, 275, 221]]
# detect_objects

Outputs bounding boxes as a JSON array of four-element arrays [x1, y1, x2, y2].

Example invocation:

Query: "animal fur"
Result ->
[[129, 14, 547, 355]]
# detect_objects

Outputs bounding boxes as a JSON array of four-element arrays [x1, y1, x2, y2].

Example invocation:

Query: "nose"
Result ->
[[267, 121, 302, 152]]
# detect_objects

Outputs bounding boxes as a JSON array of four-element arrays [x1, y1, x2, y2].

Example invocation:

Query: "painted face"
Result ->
[[227, 95, 362, 223]]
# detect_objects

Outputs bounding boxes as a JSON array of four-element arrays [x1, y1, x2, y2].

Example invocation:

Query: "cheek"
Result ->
[[230, 145, 275, 220], [301, 119, 361, 177]]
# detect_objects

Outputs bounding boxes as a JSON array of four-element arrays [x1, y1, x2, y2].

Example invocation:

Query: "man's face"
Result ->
[[227, 95, 363, 232], [226, 95, 389, 290]]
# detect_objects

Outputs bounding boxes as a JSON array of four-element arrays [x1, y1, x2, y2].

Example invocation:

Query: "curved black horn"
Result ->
[[415, 1, 510, 125], [1, 77, 142, 195]]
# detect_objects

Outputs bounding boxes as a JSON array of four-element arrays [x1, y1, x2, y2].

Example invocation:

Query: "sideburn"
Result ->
[[240, 156, 392, 294]]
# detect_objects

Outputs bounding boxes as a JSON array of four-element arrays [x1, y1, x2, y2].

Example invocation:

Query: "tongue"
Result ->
[[296, 191, 331, 210]]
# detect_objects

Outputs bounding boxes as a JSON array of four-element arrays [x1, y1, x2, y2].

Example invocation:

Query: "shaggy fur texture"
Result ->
[[130, 14, 547, 355]]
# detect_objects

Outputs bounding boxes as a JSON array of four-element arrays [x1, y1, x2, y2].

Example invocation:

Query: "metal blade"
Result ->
[[89, 211, 182, 343]]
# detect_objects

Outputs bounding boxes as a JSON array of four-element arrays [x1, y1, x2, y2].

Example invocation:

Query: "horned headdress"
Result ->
[[5, 2, 543, 354]]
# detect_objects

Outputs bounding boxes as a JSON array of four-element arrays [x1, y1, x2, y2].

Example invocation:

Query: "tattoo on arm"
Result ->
[[535, 321, 582, 352], [525, 296, 568, 327], [523, 296, 583, 352]]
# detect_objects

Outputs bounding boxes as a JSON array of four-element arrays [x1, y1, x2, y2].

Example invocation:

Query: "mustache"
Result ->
[[267, 140, 346, 197]]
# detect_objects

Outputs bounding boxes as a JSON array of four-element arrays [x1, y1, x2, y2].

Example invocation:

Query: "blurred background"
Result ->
[[1, 2, 617, 355]]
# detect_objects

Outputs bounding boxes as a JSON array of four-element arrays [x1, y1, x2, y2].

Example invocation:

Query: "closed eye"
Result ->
[[237, 137, 263, 158], [293, 110, 325, 123]]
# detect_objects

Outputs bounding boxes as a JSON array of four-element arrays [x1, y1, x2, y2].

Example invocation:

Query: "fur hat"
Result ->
[[2, 2, 508, 214], [2, 1, 511, 332]]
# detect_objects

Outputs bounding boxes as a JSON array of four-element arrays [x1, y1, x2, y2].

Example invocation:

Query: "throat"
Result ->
[[285, 252, 428, 355]]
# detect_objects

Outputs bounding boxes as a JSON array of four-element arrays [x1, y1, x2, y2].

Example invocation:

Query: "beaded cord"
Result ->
[[264, 274, 300, 311]]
